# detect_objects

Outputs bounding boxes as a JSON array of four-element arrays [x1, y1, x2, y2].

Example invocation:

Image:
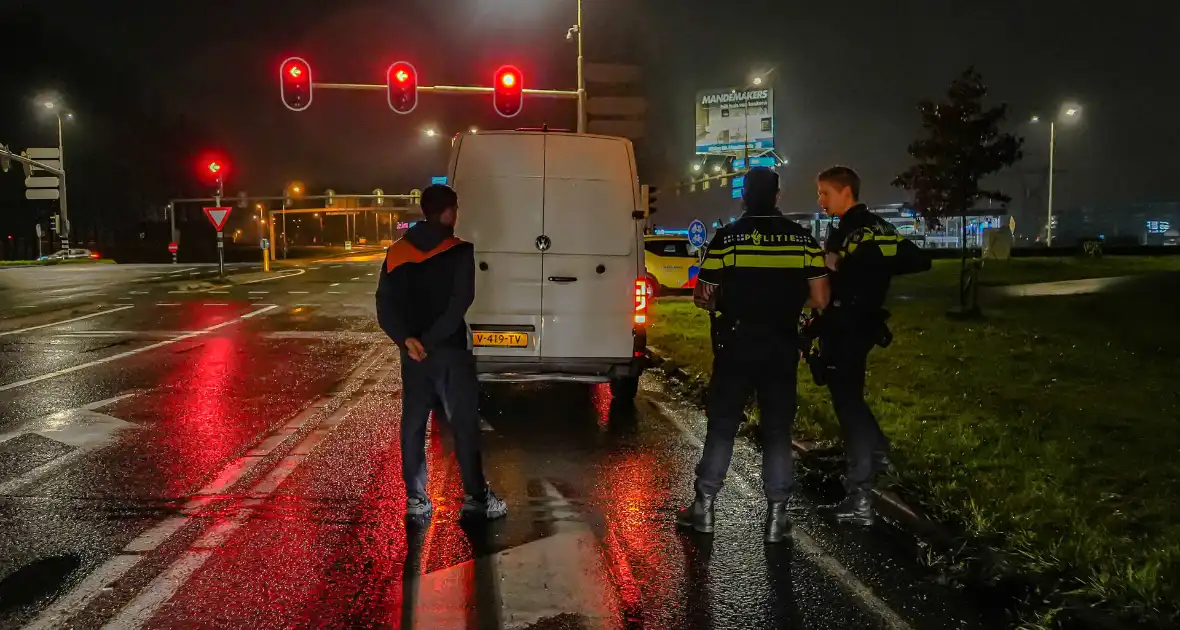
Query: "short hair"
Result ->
[[742, 166, 779, 212], [420, 184, 458, 219], [817, 166, 861, 201]]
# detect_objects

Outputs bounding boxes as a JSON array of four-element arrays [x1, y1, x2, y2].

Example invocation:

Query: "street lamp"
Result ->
[[470, 126, 479, 134], [424, 128, 438, 138], [741, 68, 775, 165], [692, 163, 702, 173], [37, 95, 72, 249], [1031, 103, 1082, 247]]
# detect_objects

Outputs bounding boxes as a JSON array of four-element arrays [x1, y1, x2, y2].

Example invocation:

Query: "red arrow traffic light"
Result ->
[[387, 61, 419, 114], [493, 66, 523, 118], [280, 57, 313, 112]]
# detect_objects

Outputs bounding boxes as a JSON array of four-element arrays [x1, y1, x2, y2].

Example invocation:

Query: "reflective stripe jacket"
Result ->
[[825, 204, 901, 312], [697, 210, 827, 337]]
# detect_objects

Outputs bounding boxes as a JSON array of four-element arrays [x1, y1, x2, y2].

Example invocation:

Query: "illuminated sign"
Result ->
[[1147, 220, 1171, 234], [397, 221, 420, 230]]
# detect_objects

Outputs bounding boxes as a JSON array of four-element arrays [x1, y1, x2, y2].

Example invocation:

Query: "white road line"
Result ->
[[166, 291, 188, 294], [231, 268, 306, 286], [249, 296, 263, 300], [248, 290, 268, 294], [208, 290, 228, 294], [15, 305, 38, 309], [204, 303, 229, 307], [350, 277, 360, 281], [329, 265, 342, 268], [308, 266, 320, 270], [148, 276, 162, 280], [329, 282, 340, 287], [288, 291, 309, 294], [167, 268, 197, 275], [117, 298, 133, 301], [0, 306, 135, 338], [129, 290, 149, 295], [327, 291, 342, 295], [366, 273, 374, 276], [21, 349, 386, 630], [655, 402, 914, 630], [156, 303, 180, 307], [0, 305, 278, 393]]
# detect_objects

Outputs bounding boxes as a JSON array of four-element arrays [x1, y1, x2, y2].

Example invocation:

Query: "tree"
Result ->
[[893, 67, 1023, 314]]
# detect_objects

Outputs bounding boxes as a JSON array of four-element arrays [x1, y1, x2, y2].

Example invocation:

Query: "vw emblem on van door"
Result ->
[[535, 235, 551, 252]]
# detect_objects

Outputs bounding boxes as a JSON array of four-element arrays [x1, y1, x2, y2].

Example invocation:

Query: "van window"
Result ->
[[541, 135, 636, 257], [645, 241, 695, 258]]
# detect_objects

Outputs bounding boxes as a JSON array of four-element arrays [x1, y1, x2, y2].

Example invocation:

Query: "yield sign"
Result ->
[[203, 206, 232, 231]]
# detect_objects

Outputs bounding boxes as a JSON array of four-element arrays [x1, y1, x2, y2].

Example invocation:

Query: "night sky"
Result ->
[[2, 0, 1177, 242]]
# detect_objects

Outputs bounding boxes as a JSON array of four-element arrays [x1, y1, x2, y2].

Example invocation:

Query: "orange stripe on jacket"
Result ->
[[384, 236, 465, 273]]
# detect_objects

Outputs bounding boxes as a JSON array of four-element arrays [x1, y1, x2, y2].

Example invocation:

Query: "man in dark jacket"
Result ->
[[376, 184, 506, 521]]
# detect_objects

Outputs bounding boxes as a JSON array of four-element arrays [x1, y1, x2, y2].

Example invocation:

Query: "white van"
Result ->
[[448, 130, 648, 401]]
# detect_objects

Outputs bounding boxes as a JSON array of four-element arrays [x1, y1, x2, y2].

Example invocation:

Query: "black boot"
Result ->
[[820, 490, 874, 526], [676, 490, 716, 534], [764, 501, 791, 543]]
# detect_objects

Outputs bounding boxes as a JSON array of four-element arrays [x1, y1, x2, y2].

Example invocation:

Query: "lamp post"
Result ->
[[40, 98, 73, 249], [1031, 104, 1081, 247]]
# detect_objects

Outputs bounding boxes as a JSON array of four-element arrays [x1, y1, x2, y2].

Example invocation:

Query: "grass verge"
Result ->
[[648, 257, 1180, 628]]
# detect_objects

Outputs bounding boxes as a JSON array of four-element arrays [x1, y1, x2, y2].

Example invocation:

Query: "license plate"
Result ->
[[472, 331, 529, 348]]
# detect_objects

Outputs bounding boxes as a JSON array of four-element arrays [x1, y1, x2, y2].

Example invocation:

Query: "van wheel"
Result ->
[[645, 274, 660, 298], [610, 376, 640, 402]]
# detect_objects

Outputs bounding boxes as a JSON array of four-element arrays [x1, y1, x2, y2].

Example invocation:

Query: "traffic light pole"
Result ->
[[56, 113, 71, 251], [576, 0, 586, 134], [215, 177, 225, 278]]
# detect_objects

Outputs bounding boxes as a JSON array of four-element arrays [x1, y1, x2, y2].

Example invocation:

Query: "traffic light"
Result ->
[[387, 62, 419, 114], [493, 65, 523, 118], [50, 215, 60, 233], [280, 57, 313, 112], [0, 144, 9, 173], [644, 184, 660, 216]]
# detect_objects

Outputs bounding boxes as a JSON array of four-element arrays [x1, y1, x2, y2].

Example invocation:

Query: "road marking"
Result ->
[[231, 268, 306, 286], [327, 291, 342, 295], [166, 290, 188, 294], [0, 393, 140, 496], [0, 305, 278, 393], [208, 290, 229, 294], [248, 290, 268, 294], [249, 296, 264, 300], [288, 291, 309, 294], [366, 273, 374, 276], [329, 265, 342, 268], [148, 276, 162, 280], [308, 266, 320, 270], [129, 290, 149, 295], [167, 268, 197, 275], [117, 297, 133, 301], [22, 349, 386, 630], [0, 306, 135, 338], [653, 401, 914, 630], [351, 277, 360, 281], [15, 306, 38, 309], [204, 303, 229, 307], [156, 303, 180, 307], [329, 283, 340, 287]]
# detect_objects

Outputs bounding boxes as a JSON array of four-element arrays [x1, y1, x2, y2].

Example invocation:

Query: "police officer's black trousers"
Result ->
[[695, 346, 798, 502], [400, 347, 488, 500], [822, 330, 889, 493]]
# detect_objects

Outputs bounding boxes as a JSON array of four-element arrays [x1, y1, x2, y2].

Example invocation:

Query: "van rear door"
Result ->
[[539, 134, 638, 360], [451, 133, 545, 359]]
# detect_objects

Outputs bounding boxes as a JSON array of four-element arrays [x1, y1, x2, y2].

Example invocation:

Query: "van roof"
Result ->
[[458, 130, 631, 143]]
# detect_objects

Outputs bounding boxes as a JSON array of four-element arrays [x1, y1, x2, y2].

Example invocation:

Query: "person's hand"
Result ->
[[404, 337, 427, 361]]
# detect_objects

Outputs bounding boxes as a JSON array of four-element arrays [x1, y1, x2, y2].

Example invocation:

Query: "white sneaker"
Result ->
[[406, 496, 433, 518], [461, 488, 508, 520]]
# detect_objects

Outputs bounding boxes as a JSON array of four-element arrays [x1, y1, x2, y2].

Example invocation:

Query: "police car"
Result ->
[[643, 231, 701, 297]]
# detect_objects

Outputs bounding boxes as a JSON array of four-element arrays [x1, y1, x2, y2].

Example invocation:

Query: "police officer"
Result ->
[[677, 167, 830, 543], [814, 165, 927, 525]]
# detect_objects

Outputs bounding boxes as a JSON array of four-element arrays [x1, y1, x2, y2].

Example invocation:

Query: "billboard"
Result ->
[[695, 88, 775, 155]]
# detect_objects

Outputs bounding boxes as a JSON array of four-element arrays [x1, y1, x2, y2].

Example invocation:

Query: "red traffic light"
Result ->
[[280, 57, 313, 112], [387, 61, 419, 115], [493, 66, 523, 118], [196, 153, 229, 183]]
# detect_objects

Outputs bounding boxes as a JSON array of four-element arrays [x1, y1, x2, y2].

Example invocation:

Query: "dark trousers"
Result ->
[[821, 329, 889, 493], [400, 347, 487, 499], [695, 341, 798, 502]]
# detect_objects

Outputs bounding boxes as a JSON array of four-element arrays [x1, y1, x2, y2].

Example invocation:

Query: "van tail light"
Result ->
[[89, 252, 100, 259], [634, 278, 648, 325]]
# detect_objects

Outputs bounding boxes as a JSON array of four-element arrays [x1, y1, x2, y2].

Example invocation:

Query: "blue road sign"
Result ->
[[688, 219, 707, 247], [731, 187, 743, 199], [431, 176, 448, 185], [732, 175, 745, 189]]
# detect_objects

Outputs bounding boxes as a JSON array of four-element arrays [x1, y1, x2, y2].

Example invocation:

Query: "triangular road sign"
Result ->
[[203, 206, 232, 231]]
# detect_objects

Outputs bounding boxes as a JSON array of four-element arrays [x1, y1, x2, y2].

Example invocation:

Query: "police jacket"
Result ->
[[696, 209, 827, 339], [825, 204, 900, 313], [375, 221, 475, 351]]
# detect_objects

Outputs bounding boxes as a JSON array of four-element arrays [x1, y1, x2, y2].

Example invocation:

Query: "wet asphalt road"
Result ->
[[0, 257, 997, 629]]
